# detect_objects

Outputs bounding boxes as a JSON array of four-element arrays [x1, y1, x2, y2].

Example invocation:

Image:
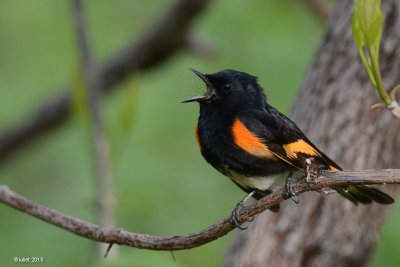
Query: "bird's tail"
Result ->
[[333, 185, 394, 205]]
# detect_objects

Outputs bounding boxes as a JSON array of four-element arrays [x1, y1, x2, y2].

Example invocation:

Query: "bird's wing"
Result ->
[[235, 107, 394, 205], [236, 107, 341, 172]]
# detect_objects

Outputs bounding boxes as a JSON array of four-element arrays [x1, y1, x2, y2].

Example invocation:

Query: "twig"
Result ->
[[0, 0, 211, 164], [0, 169, 398, 251], [72, 0, 116, 260], [104, 243, 114, 258]]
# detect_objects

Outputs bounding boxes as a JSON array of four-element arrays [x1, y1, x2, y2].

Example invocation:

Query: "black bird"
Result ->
[[183, 69, 394, 221]]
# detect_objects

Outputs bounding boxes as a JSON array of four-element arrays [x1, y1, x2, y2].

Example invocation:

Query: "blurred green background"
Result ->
[[0, 0, 398, 266]]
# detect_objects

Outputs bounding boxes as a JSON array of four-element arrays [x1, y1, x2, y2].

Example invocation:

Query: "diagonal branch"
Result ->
[[0, 169, 398, 251], [0, 0, 211, 164]]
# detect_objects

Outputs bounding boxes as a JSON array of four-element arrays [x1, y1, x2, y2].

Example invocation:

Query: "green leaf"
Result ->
[[353, 0, 382, 49], [352, 0, 392, 105], [352, 13, 364, 48], [368, 10, 383, 47]]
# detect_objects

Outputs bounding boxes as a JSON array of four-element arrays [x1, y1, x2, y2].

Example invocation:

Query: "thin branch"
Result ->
[[0, 0, 211, 164], [72, 0, 116, 260], [0, 169, 398, 251]]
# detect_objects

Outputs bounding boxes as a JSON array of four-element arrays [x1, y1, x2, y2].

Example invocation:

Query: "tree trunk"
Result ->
[[223, 1, 400, 267]]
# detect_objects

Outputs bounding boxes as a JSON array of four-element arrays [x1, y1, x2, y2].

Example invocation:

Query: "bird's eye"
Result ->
[[223, 83, 233, 92]]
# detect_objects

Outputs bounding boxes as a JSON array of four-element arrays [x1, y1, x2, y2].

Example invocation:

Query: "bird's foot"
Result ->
[[305, 157, 324, 184], [305, 157, 327, 194], [285, 172, 299, 204], [230, 191, 255, 230]]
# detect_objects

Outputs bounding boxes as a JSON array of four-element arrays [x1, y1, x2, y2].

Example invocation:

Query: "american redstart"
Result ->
[[183, 69, 394, 225]]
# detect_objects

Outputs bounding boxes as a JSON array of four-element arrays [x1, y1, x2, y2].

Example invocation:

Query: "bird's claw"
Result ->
[[229, 191, 255, 230], [285, 177, 299, 204], [230, 203, 248, 230], [305, 157, 324, 184]]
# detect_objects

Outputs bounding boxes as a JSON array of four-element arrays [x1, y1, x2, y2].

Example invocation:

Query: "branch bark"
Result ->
[[0, 169, 398, 251], [223, 1, 400, 267], [0, 0, 211, 164]]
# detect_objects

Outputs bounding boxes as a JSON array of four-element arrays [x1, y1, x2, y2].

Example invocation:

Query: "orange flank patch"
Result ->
[[231, 119, 274, 158], [195, 124, 201, 148], [283, 139, 320, 159]]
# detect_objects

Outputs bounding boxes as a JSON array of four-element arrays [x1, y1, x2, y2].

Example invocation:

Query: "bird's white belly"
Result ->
[[222, 167, 304, 191]]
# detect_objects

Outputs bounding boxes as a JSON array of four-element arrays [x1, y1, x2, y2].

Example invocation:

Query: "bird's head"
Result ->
[[183, 69, 266, 111]]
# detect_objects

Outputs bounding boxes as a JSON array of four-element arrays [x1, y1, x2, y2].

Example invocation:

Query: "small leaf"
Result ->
[[352, 0, 392, 106], [353, 0, 383, 60], [353, 0, 383, 49], [352, 12, 364, 48], [368, 13, 383, 47]]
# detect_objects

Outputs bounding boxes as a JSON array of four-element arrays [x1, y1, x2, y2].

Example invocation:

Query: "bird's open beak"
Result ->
[[182, 95, 208, 103], [190, 68, 209, 84], [182, 68, 214, 103]]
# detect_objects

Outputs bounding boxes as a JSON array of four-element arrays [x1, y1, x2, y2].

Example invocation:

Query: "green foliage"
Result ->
[[353, 0, 382, 51], [352, 0, 391, 105]]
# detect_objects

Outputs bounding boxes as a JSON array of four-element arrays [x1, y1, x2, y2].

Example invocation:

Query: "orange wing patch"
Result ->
[[329, 165, 340, 172], [283, 139, 320, 159], [232, 119, 274, 158]]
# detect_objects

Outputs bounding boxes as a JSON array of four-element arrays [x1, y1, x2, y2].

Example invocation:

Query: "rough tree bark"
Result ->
[[223, 1, 400, 267]]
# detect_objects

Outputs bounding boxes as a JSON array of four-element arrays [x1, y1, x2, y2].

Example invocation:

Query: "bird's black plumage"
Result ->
[[184, 69, 394, 206]]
